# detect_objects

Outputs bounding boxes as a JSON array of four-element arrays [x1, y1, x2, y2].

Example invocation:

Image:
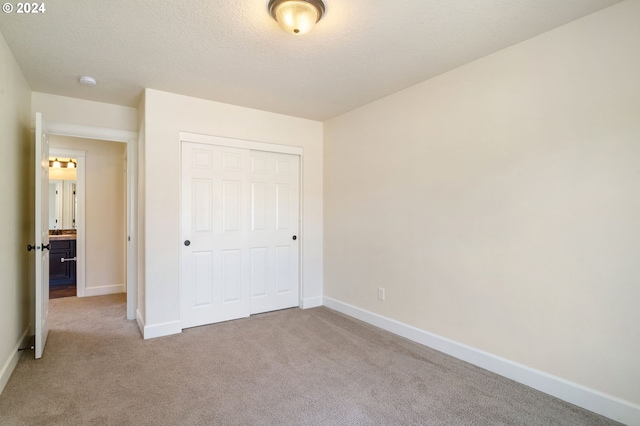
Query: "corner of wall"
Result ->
[[136, 91, 146, 324]]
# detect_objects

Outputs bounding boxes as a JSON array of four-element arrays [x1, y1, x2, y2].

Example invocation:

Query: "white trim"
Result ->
[[0, 328, 30, 396], [126, 136, 137, 320], [135, 309, 145, 337], [143, 320, 182, 340], [297, 155, 306, 310], [301, 296, 323, 309], [179, 132, 304, 156], [45, 124, 138, 321], [46, 122, 137, 143], [84, 284, 125, 297], [323, 297, 640, 426]]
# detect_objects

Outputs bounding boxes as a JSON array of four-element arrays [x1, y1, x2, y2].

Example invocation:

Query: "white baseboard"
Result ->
[[83, 284, 125, 297], [135, 309, 145, 337], [323, 297, 640, 426], [0, 328, 30, 396], [143, 320, 182, 340], [301, 296, 323, 309]]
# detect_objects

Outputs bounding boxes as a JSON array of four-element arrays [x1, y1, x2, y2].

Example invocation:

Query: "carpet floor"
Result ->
[[0, 294, 620, 425]]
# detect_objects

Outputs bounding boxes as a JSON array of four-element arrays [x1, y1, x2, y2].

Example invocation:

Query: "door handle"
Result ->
[[42, 244, 51, 251], [184, 240, 191, 246], [27, 244, 36, 252], [292, 235, 297, 241], [61, 257, 77, 263]]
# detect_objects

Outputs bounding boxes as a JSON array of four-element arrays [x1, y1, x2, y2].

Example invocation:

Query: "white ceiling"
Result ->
[[0, 0, 621, 121]]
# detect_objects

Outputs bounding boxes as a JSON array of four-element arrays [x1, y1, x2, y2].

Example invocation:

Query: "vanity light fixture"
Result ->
[[49, 158, 77, 169], [268, 0, 325, 35]]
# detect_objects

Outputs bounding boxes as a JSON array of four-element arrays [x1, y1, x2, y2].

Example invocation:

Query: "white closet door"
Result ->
[[249, 151, 299, 314], [181, 143, 251, 328], [181, 143, 300, 329]]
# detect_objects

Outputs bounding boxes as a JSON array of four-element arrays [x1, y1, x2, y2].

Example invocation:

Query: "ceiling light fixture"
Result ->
[[268, 0, 325, 35], [67, 159, 76, 169], [79, 75, 97, 86], [52, 158, 61, 168]]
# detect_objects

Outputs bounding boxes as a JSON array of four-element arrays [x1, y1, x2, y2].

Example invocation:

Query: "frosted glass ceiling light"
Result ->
[[79, 76, 97, 86], [268, 0, 325, 35], [52, 158, 61, 168], [67, 159, 76, 169]]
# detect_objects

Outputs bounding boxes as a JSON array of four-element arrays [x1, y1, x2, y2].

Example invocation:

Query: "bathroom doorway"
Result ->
[[48, 154, 79, 299]]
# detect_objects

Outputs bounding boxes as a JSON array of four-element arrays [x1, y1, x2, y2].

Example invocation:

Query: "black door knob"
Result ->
[[42, 244, 51, 251], [292, 236, 297, 241], [27, 244, 36, 252], [184, 240, 191, 246]]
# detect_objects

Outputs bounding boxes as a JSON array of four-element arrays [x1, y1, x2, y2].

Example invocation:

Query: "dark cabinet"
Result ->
[[50, 239, 76, 286]]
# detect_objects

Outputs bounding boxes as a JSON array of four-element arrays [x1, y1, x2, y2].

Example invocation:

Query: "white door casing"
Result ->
[[181, 140, 300, 329], [34, 112, 50, 359], [45, 123, 137, 320]]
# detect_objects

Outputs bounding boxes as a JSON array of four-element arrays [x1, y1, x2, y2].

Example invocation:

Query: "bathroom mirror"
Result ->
[[49, 179, 77, 230]]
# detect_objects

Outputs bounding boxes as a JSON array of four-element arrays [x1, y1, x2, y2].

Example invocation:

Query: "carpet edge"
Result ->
[[323, 296, 640, 426]]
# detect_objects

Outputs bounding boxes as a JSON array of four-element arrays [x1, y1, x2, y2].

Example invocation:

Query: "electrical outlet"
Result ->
[[378, 287, 385, 301]]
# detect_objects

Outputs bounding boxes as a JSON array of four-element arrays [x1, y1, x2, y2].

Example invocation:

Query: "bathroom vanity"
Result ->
[[49, 233, 77, 286]]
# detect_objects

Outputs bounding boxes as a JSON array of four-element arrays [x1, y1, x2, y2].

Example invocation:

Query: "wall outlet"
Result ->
[[378, 287, 385, 301]]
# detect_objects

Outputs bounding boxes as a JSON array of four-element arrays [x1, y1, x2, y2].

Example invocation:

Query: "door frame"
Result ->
[[46, 122, 138, 320], [179, 132, 304, 327]]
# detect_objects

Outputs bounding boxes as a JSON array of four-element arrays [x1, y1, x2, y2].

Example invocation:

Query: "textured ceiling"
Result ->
[[0, 0, 621, 121]]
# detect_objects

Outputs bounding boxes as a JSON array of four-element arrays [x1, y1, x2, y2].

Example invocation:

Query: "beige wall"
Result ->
[[32, 92, 138, 132], [324, 0, 640, 407], [0, 32, 32, 393], [49, 136, 126, 294], [142, 89, 323, 332], [48, 166, 77, 181]]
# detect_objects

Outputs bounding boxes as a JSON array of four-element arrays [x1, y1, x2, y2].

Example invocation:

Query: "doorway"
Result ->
[[47, 160, 78, 299], [48, 149, 83, 299], [49, 139, 126, 300], [45, 123, 138, 320]]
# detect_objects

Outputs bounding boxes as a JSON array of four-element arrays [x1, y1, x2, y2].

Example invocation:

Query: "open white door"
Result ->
[[34, 112, 50, 359]]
